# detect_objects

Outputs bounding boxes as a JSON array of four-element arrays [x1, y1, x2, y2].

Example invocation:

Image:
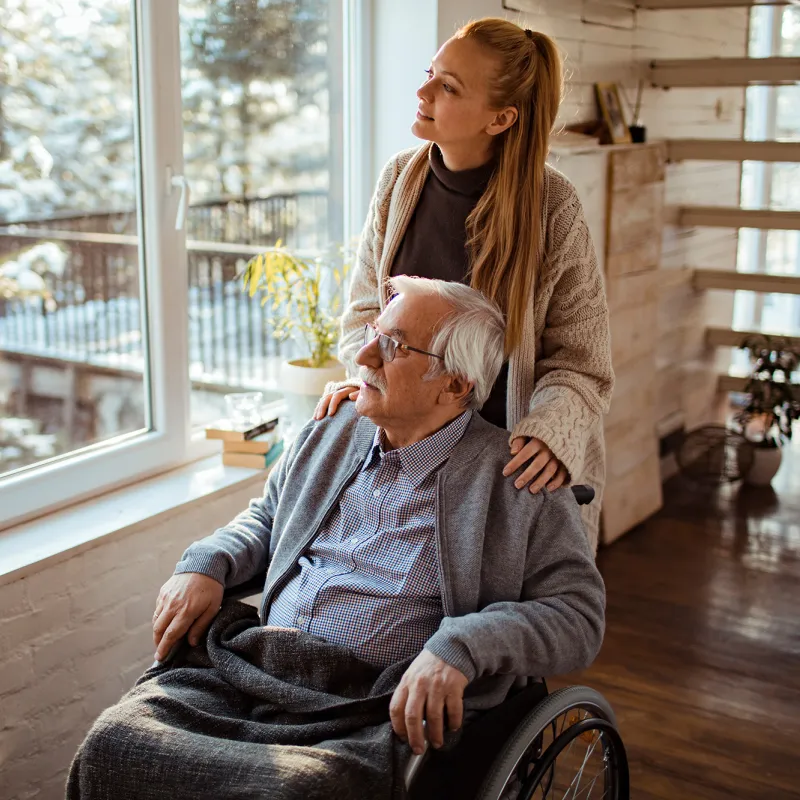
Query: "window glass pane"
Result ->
[[736, 5, 800, 335], [0, 1, 149, 478], [779, 6, 800, 56], [179, 0, 339, 426]]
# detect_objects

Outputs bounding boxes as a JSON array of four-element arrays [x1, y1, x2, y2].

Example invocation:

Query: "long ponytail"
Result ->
[[455, 19, 563, 355]]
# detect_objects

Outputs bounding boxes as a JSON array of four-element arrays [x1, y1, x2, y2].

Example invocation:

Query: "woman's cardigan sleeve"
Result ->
[[510, 194, 615, 481]]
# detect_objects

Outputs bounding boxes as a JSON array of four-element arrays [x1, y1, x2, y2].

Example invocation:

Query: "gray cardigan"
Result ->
[[176, 406, 606, 710]]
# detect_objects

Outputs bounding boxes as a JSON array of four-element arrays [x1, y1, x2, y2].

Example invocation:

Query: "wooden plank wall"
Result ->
[[440, 0, 749, 433], [602, 144, 666, 543]]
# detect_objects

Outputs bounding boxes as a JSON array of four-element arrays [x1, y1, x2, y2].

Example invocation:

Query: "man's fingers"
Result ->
[[154, 613, 191, 662], [404, 687, 427, 755], [152, 605, 174, 648], [389, 684, 409, 741], [187, 603, 219, 647], [444, 690, 465, 732], [502, 439, 542, 477], [529, 459, 559, 495], [514, 452, 551, 490], [424, 689, 446, 749], [153, 593, 164, 621]]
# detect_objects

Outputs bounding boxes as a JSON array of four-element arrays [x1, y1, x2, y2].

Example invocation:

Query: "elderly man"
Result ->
[[68, 276, 604, 800]]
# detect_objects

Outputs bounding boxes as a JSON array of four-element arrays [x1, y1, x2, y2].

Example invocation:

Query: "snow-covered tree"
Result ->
[[0, 0, 138, 223], [0, 0, 331, 224], [181, 0, 329, 200]]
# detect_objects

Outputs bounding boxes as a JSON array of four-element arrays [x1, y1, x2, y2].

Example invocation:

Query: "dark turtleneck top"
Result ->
[[390, 144, 509, 430]]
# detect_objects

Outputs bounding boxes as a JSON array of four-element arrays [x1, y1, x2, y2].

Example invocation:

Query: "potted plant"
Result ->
[[734, 335, 800, 486], [242, 240, 351, 433]]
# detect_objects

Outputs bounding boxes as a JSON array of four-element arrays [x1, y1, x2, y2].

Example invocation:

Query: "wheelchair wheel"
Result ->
[[476, 686, 629, 800]]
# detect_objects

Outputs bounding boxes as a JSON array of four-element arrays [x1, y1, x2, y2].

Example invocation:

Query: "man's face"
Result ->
[[354, 293, 454, 429]]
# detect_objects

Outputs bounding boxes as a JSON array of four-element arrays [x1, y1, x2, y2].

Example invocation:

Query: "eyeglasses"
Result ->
[[363, 323, 445, 363]]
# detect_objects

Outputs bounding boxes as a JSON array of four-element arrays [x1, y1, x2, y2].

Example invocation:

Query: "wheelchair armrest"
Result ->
[[571, 485, 594, 506]]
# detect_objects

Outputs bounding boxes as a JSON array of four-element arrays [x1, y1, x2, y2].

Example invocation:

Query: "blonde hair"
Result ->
[[455, 19, 563, 355]]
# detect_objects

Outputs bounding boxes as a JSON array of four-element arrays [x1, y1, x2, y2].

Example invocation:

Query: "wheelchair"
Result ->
[[224, 485, 630, 800]]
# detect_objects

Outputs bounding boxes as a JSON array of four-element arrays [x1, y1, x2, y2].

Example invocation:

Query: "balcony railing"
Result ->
[[0, 191, 328, 394]]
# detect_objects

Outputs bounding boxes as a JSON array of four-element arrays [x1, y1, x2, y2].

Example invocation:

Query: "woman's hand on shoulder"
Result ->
[[503, 437, 569, 494], [313, 386, 360, 420]]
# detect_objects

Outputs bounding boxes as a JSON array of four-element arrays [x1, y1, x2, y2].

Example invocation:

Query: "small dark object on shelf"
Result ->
[[629, 125, 646, 143]]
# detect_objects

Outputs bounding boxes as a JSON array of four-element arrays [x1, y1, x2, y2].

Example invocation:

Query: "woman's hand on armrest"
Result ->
[[313, 386, 359, 420], [152, 573, 224, 661]]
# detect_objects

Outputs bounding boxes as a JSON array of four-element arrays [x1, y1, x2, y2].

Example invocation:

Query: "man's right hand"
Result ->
[[313, 386, 359, 420], [152, 573, 224, 662]]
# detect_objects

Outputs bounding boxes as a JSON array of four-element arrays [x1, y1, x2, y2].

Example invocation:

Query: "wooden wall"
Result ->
[[439, 0, 750, 434]]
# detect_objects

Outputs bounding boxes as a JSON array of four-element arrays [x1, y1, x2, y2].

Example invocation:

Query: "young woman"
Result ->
[[315, 18, 613, 550]]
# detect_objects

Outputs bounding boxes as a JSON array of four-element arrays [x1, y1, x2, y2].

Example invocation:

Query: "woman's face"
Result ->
[[412, 37, 509, 151]]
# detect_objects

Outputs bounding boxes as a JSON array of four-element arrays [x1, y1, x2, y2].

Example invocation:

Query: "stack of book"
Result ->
[[205, 414, 284, 469]]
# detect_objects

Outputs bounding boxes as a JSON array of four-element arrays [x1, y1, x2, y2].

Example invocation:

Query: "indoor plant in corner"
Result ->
[[242, 241, 351, 435], [734, 335, 800, 486]]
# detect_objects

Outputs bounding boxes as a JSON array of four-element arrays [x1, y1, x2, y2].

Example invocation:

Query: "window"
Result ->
[[0, 0, 360, 529], [735, 6, 800, 345], [178, 0, 344, 427]]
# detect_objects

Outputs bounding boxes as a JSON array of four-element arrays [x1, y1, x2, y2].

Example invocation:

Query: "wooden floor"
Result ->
[[551, 444, 800, 799]]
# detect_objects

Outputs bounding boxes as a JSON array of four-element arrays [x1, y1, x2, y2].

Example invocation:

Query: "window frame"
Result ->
[[0, 0, 366, 531]]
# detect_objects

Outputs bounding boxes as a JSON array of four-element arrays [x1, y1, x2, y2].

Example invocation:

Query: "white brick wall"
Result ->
[[0, 482, 260, 800]]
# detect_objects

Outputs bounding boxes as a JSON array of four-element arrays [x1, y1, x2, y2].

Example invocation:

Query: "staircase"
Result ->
[[644, 0, 800, 415]]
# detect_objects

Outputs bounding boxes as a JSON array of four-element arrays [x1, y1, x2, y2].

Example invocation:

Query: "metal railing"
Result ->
[[0, 192, 328, 393]]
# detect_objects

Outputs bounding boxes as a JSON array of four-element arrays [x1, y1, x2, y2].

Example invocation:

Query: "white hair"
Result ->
[[387, 275, 505, 410]]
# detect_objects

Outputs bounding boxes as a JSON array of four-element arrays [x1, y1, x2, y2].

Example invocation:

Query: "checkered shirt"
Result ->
[[266, 411, 472, 668]]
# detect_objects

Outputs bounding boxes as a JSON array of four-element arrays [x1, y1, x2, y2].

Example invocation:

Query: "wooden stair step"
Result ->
[[718, 370, 800, 397], [694, 269, 800, 294], [667, 139, 800, 163], [639, 0, 788, 8], [706, 327, 800, 348], [670, 206, 800, 231], [650, 57, 800, 88]]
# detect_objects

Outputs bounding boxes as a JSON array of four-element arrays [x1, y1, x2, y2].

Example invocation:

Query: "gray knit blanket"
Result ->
[[67, 601, 415, 800]]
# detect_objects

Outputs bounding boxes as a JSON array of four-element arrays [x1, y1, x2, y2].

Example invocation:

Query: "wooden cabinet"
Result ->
[[551, 142, 667, 545], [602, 143, 666, 544]]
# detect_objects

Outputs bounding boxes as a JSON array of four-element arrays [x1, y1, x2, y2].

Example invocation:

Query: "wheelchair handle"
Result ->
[[570, 485, 595, 506]]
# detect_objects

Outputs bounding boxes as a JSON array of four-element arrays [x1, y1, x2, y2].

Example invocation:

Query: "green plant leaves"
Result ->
[[241, 241, 353, 366]]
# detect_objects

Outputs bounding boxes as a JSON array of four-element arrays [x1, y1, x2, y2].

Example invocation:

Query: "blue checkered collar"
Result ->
[[362, 411, 473, 487]]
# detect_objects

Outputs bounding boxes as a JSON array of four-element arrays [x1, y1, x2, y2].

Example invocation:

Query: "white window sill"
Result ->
[[0, 452, 270, 588]]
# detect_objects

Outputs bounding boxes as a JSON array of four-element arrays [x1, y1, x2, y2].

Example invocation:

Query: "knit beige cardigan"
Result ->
[[332, 143, 614, 550]]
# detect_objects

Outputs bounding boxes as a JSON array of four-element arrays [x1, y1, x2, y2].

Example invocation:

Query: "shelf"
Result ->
[[666, 139, 800, 163], [650, 57, 800, 88]]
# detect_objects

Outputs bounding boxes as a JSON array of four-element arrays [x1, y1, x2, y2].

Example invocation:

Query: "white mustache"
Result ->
[[359, 367, 387, 393]]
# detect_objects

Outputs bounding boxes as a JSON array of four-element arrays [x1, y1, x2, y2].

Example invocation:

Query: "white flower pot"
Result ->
[[279, 358, 347, 434], [742, 445, 782, 486]]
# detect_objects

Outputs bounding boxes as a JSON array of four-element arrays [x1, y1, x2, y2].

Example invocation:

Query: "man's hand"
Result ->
[[503, 436, 569, 494], [390, 650, 469, 755], [152, 573, 224, 662]]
